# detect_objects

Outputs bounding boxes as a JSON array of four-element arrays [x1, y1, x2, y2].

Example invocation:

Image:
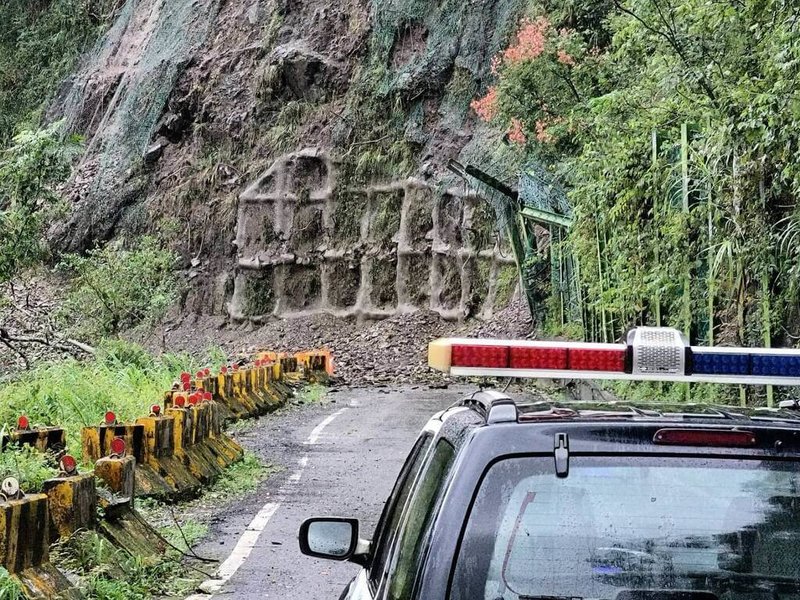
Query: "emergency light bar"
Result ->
[[428, 327, 800, 385]]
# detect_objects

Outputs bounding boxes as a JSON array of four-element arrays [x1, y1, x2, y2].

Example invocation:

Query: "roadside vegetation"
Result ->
[[52, 448, 278, 600], [0, 340, 224, 468], [473, 0, 800, 404]]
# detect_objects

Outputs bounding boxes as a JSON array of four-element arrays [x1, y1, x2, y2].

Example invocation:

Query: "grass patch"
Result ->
[[52, 531, 198, 600], [0, 569, 23, 600], [203, 452, 279, 500], [298, 383, 327, 405], [0, 444, 57, 492], [160, 518, 209, 554], [0, 340, 221, 461]]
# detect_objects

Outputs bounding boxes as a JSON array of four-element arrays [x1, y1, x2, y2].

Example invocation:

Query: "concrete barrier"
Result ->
[[42, 473, 95, 541], [2, 427, 66, 456], [0, 494, 78, 598], [94, 455, 135, 505], [81, 423, 144, 464], [14, 563, 81, 599], [0, 347, 330, 599]]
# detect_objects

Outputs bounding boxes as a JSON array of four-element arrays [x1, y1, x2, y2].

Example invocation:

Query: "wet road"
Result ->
[[187, 386, 464, 599]]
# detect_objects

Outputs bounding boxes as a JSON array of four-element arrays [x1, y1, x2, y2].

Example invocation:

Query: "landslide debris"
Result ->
[[139, 300, 533, 388]]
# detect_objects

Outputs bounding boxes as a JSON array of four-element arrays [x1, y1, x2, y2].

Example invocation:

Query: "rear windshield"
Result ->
[[451, 457, 800, 600]]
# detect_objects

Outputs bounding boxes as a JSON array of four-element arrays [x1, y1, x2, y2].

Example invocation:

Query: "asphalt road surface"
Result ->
[[186, 386, 466, 599]]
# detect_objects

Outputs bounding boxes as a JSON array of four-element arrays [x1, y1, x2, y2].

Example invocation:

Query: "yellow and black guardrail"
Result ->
[[0, 349, 332, 598]]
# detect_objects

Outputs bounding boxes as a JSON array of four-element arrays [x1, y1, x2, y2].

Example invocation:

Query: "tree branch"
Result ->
[[612, 0, 718, 107], [0, 335, 30, 370]]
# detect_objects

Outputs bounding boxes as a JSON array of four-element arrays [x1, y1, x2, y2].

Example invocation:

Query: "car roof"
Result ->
[[432, 388, 800, 450]]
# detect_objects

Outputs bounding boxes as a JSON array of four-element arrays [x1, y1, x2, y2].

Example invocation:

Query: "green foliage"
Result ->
[[0, 122, 83, 282], [0, 569, 22, 600], [160, 518, 208, 554], [0, 0, 115, 142], [0, 340, 204, 459], [203, 452, 276, 499], [54, 531, 195, 599], [58, 237, 183, 341], [478, 0, 800, 375], [0, 444, 58, 493]]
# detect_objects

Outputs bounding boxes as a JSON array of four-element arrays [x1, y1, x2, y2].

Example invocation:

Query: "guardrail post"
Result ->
[[42, 473, 96, 541]]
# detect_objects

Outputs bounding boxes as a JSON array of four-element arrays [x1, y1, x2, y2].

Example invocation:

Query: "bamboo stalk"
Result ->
[[595, 220, 608, 343]]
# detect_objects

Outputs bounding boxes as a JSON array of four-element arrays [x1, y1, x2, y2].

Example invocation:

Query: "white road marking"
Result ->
[[196, 502, 281, 594], [187, 407, 346, 598], [306, 408, 346, 445], [288, 456, 309, 483]]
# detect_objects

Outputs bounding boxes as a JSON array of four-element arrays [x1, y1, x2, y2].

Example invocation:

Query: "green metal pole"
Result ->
[[652, 129, 662, 328], [762, 274, 774, 407], [681, 123, 691, 401]]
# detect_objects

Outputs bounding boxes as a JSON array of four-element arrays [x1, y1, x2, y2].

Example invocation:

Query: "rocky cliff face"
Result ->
[[51, 0, 524, 321]]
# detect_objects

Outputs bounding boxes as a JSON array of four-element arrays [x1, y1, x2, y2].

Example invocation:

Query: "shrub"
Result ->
[[58, 237, 184, 342], [0, 122, 82, 283]]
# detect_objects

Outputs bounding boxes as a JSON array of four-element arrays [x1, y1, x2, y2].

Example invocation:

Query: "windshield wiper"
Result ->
[[690, 572, 800, 586], [519, 596, 585, 600]]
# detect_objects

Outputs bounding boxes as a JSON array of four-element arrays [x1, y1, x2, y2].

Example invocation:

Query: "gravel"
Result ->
[[2, 277, 535, 388], [145, 300, 535, 388]]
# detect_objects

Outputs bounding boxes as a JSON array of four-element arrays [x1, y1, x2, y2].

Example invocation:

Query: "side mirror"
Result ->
[[299, 517, 361, 562]]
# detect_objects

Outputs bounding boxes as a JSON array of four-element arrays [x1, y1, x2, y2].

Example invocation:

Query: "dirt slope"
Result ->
[[49, 0, 526, 323]]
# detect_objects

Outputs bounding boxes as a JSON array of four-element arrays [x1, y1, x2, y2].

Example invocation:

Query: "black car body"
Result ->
[[300, 390, 800, 600]]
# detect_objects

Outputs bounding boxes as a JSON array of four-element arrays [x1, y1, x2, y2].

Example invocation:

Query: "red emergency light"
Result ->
[[429, 327, 800, 386]]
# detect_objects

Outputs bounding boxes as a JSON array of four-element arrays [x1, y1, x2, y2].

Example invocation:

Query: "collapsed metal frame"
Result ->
[[447, 160, 579, 329]]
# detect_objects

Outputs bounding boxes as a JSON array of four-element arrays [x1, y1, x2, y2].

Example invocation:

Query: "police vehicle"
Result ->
[[300, 328, 800, 600]]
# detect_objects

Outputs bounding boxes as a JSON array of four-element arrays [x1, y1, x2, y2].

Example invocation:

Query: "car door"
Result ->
[[379, 438, 457, 600], [343, 431, 435, 599]]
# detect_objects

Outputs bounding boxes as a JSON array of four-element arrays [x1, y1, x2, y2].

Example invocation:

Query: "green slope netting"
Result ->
[[56, 0, 221, 250]]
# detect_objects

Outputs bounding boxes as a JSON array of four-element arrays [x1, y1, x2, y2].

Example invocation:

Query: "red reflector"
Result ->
[[221, 366, 228, 374], [188, 393, 199, 406], [60, 455, 77, 474], [174, 395, 186, 408], [232, 364, 239, 371], [451, 345, 509, 368], [654, 428, 756, 447], [104, 411, 116, 425], [17, 416, 29, 430], [151, 404, 161, 415], [203, 392, 212, 402], [204, 368, 211, 376], [568, 348, 626, 371], [110, 437, 126, 456], [509, 346, 568, 370], [180, 372, 191, 382], [196, 370, 204, 379], [182, 381, 191, 391]]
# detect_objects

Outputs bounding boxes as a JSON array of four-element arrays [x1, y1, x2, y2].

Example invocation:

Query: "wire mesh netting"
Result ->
[[55, 0, 221, 248], [518, 163, 571, 216]]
